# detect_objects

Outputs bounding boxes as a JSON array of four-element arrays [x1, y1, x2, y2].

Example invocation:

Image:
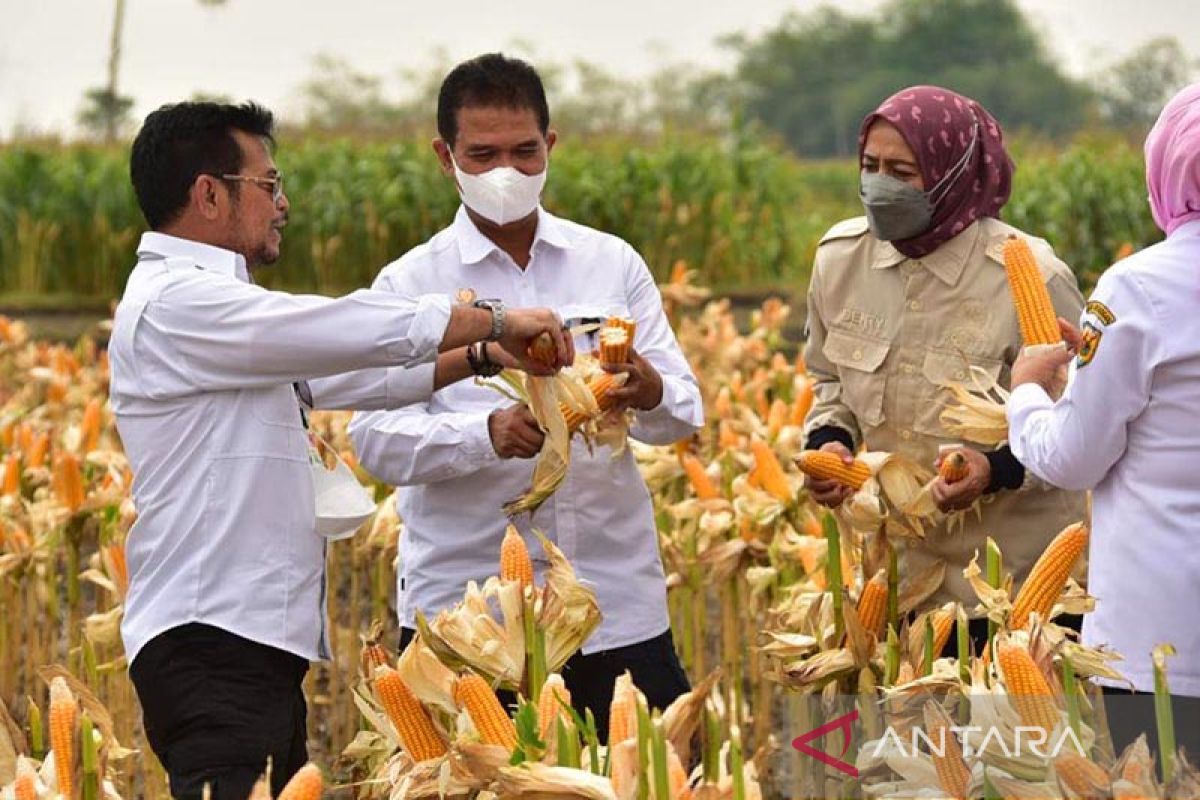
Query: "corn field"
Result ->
[[1, 262, 1194, 798], [0, 133, 1160, 302]]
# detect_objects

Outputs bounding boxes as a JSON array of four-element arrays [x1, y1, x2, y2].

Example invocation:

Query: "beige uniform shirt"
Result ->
[[804, 216, 1088, 609]]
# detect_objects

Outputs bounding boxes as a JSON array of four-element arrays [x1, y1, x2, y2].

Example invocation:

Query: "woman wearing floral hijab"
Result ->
[[1008, 83, 1200, 757], [802, 86, 1087, 642]]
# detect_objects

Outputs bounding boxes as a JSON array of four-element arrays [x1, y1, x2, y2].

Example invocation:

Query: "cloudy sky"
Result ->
[[2, 0, 1197, 137]]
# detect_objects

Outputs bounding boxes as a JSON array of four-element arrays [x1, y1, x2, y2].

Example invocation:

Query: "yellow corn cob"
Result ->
[[680, 453, 720, 501], [374, 666, 448, 762], [561, 372, 622, 432], [856, 569, 888, 636], [1054, 754, 1111, 797], [102, 542, 129, 599], [607, 672, 640, 746], [359, 619, 391, 677], [1003, 235, 1061, 346], [908, 606, 955, 662], [997, 641, 1060, 734], [13, 760, 37, 800], [526, 331, 558, 368], [938, 451, 969, 484], [790, 381, 814, 427], [28, 432, 50, 469], [277, 762, 324, 800], [750, 438, 793, 503], [2, 452, 19, 496], [922, 701, 971, 800], [455, 672, 517, 751], [605, 316, 637, 339], [80, 397, 103, 453], [766, 399, 789, 440], [536, 673, 572, 739], [53, 451, 85, 513], [795, 450, 871, 491], [15, 423, 31, 452], [49, 676, 78, 800], [599, 327, 630, 366], [1010, 523, 1089, 629], [499, 525, 534, 588]]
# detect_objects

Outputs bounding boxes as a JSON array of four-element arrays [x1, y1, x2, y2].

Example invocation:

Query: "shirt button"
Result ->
[[900, 430, 913, 440], [902, 364, 915, 375], [852, 350, 863, 361], [908, 300, 921, 311], [955, 370, 966, 380]]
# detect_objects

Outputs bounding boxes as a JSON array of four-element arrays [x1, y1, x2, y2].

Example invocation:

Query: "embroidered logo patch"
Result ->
[[1085, 300, 1116, 326], [455, 287, 477, 304], [1077, 322, 1103, 368]]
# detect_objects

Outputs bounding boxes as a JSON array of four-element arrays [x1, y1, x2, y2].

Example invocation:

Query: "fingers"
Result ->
[[818, 441, 855, 464], [547, 316, 574, 368], [1058, 317, 1082, 353]]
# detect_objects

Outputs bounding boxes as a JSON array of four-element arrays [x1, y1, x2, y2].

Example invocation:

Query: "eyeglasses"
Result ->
[[219, 173, 284, 203]]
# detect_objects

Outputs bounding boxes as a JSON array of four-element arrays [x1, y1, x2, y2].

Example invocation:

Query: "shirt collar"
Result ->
[[451, 205, 572, 265], [870, 222, 980, 286], [136, 231, 251, 283]]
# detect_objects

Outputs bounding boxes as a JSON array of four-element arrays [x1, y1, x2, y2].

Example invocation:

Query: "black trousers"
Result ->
[[129, 623, 309, 800], [400, 626, 690, 743], [938, 614, 1085, 658]]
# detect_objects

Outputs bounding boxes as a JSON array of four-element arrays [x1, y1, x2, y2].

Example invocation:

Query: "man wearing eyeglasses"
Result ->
[[110, 101, 574, 800]]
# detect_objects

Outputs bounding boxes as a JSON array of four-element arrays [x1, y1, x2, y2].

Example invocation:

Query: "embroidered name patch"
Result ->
[[1085, 300, 1116, 326]]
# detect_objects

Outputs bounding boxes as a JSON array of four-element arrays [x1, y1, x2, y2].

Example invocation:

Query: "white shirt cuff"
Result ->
[[461, 409, 500, 465]]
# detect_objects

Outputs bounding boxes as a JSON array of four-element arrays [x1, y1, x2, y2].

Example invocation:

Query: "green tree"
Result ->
[[1096, 37, 1196, 132], [727, 0, 1092, 156]]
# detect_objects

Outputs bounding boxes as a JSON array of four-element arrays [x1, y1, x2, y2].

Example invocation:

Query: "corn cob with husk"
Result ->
[[537, 673, 572, 740], [795, 449, 871, 491], [1010, 523, 1088, 629], [277, 762, 324, 800], [49, 676, 78, 800], [500, 525, 535, 589], [996, 638, 1061, 735], [679, 452, 721, 500], [923, 700, 971, 800], [53, 451, 85, 512], [374, 665, 449, 762], [1003, 235, 1061, 347], [1, 451, 18, 496], [1054, 753, 1112, 797], [455, 671, 517, 751], [856, 568, 888, 637], [360, 618, 391, 677]]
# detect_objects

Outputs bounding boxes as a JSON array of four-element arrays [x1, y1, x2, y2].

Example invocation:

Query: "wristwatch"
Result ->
[[472, 298, 506, 342]]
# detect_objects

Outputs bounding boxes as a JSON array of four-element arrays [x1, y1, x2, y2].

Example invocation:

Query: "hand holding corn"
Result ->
[[801, 441, 859, 508], [930, 447, 990, 512], [1010, 318, 1078, 397], [496, 308, 576, 374], [599, 347, 664, 411]]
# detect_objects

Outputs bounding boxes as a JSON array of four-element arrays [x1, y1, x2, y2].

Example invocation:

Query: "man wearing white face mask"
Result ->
[[349, 53, 703, 737]]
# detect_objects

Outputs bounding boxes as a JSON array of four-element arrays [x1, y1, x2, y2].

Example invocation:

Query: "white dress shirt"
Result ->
[[1008, 219, 1200, 695], [111, 232, 451, 664], [349, 207, 704, 653]]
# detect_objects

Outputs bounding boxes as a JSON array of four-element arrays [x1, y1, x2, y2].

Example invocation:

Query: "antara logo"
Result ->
[[790, 709, 860, 778]]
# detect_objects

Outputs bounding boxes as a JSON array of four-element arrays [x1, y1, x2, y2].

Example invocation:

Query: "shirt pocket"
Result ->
[[823, 328, 890, 427], [915, 350, 1004, 437], [559, 300, 630, 353]]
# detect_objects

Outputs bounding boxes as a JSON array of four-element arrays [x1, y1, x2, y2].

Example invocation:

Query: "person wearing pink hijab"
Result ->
[[1008, 83, 1200, 759]]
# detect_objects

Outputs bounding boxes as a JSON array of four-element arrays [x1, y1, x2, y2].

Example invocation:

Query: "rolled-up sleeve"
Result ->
[[143, 273, 451, 395], [1008, 269, 1162, 491]]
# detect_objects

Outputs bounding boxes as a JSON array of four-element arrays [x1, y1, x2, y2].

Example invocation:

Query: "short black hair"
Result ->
[[437, 53, 550, 146], [129, 101, 275, 229]]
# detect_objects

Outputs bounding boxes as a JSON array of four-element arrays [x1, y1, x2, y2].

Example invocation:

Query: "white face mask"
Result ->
[[451, 155, 547, 226]]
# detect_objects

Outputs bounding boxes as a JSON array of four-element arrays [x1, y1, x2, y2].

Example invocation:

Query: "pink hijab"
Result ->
[[859, 86, 1014, 259], [1145, 83, 1200, 236]]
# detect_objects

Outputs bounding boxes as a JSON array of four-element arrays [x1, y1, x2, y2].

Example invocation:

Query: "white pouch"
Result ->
[[308, 433, 376, 540]]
